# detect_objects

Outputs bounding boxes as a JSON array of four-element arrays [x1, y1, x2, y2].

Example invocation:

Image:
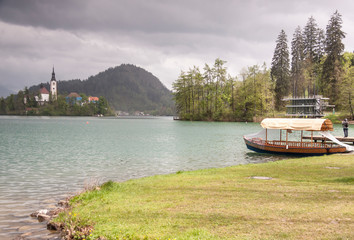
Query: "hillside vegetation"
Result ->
[[30, 64, 174, 115]]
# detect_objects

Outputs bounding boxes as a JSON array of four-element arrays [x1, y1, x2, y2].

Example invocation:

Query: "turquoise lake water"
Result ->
[[0, 116, 346, 239]]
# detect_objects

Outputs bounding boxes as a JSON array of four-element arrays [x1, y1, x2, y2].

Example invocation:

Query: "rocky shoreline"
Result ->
[[22, 198, 71, 240], [18, 181, 103, 240]]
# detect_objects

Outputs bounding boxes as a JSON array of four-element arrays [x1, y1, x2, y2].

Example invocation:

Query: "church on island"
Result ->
[[34, 67, 98, 106], [35, 67, 57, 105]]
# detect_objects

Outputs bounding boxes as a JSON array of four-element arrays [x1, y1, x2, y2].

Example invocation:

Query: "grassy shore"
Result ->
[[55, 155, 354, 240]]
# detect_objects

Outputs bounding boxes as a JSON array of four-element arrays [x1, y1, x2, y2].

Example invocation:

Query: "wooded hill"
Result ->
[[29, 64, 174, 115]]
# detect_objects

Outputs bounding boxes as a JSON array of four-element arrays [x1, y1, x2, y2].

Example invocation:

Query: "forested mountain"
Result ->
[[29, 64, 174, 115]]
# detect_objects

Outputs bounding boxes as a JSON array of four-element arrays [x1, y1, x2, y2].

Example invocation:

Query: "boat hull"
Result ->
[[244, 137, 347, 155]]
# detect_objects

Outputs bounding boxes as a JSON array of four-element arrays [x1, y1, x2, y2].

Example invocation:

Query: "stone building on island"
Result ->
[[25, 67, 58, 106], [34, 86, 50, 105]]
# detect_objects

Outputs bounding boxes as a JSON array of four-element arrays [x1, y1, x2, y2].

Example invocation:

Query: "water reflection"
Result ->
[[244, 151, 301, 164]]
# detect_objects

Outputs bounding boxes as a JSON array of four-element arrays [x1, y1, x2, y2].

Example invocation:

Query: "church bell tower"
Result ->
[[50, 66, 57, 100]]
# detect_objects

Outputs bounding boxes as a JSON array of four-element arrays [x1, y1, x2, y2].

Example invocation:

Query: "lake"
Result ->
[[0, 116, 345, 239]]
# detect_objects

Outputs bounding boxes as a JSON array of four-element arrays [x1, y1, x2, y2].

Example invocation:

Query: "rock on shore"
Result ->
[[30, 198, 70, 231]]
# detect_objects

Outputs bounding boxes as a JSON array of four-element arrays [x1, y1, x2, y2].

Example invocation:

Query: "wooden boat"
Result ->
[[244, 118, 347, 155]]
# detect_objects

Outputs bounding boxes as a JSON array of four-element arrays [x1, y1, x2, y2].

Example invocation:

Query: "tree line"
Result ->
[[0, 89, 113, 116], [173, 59, 275, 121], [173, 10, 354, 121]]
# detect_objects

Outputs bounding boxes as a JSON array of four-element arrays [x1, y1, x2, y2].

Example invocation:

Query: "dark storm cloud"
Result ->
[[0, 0, 354, 95], [1, 0, 350, 45], [0, 0, 214, 33], [0, 0, 308, 40]]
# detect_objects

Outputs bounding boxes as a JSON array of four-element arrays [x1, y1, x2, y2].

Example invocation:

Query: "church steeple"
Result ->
[[50, 66, 57, 100], [51, 66, 56, 81]]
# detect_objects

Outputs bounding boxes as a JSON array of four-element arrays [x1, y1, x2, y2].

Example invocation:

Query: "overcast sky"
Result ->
[[0, 0, 353, 96]]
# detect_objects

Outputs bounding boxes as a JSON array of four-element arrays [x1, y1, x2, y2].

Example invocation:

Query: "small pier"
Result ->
[[302, 136, 354, 144]]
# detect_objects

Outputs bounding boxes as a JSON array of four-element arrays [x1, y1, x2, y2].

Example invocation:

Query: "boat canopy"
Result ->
[[260, 118, 333, 131]]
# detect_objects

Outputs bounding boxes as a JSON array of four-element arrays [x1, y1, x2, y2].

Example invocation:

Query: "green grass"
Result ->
[[55, 154, 354, 240]]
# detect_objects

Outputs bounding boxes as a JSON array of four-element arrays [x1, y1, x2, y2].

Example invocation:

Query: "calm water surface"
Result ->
[[0, 116, 345, 239]]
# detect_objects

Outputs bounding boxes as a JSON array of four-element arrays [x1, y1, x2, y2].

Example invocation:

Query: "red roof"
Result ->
[[39, 87, 49, 94], [66, 92, 81, 98], [88, 96, 99, 101]]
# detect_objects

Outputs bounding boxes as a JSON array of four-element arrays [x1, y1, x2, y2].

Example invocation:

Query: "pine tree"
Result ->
[[291, 26, 305, 97], [213, 58, 227, 119], [315, 28, 325, 63], [303, 16, 324, 96], [325, 10, 345, 59], [173, 71, 188, 118], [303, 16, 319, 62], [321, 10, 346, 104], [203, 64, 214, 117], [271, 29, 290, 110]]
